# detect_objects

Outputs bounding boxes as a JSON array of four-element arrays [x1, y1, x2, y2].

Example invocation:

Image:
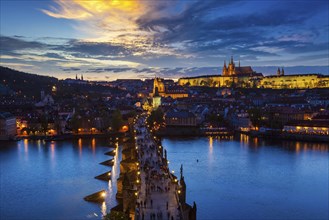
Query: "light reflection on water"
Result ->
[[163, 135, 329, 220], [0, 138, 121, 220], [105, 141, 121, 216], [1, 136, 328, 220]]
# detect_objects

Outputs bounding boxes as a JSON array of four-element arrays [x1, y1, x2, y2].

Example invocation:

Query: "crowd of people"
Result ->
[[134, 115, 180, 220]]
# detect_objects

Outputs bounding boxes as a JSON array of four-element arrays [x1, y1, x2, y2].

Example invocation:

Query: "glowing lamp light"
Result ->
[[108, 172, 111, 176], [134, 192, 138, 196], [178, 190, 181, 194], [171, 170, 174, 174], [101, 192, 106, 197]]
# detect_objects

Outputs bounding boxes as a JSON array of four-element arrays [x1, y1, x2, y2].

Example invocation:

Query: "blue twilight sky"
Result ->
[[0, 0, 328, 80]]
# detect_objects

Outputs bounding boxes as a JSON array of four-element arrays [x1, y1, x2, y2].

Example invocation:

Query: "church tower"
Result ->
[[152, 87, 161, 109], [281, 68, 284, 76], [222, 60, 228, 76], [228, 56, 235, 75], [277, 68, 281, 76], [152, 78, 165, 96]]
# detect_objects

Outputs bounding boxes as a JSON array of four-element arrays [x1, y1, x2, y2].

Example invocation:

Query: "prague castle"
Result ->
[[222, 56, 255, 76], [178, 56, 329, 89]]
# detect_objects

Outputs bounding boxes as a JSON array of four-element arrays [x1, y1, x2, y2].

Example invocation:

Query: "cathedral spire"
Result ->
[[277, 68, 281, 76], [281, 68, 284, 76], [230, 56, 234, 64], [222, 60, 228, 76]]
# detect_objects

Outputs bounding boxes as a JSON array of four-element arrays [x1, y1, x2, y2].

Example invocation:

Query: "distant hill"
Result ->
[[0, 66, 58, 97], [0, 66, 126, 99]]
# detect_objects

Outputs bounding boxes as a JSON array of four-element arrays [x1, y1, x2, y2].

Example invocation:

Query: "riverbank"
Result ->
[[155, 126, 234, 137], [154, 127, 328, 143], [9, 132, 128, 141], [245, 130, 329, 143]]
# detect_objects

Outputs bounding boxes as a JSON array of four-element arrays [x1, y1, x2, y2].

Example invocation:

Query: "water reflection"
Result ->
[[101, 202, 107, 217], [281, 141, 329, 153], [238, 134, 329, 153], [106, 140, 120, 213], [162, 137, 329, 220], [78, 138, 82, 156], [37, 140, 41, 151], [209, 136, 213, 153], [24, 139, 29, 153], [1, 138, 123, 220], [91, 138, 96, 155], [240, 134, 249, 145], [208, 136, 214, 164]]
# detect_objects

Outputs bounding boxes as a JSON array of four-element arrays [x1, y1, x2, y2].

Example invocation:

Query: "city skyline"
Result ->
[[1, 0, 329, 80]]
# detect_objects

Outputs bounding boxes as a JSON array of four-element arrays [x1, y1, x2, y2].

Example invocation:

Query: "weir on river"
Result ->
[[110, 113, 196, 220]]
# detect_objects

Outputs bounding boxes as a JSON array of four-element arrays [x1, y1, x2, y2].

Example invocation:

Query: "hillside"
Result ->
[[0, 66, 58, 97]]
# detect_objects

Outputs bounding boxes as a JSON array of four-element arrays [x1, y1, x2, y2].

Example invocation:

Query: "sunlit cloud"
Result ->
[[0, 62, 34, 68], [56, 55, 142, 68], [41, 0, 176, 57], [1, 0, 328, 79]]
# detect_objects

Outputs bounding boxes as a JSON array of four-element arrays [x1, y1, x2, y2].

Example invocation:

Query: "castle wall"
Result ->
[[178, 76, 234, 87], [259, 75, 321, 89], [178, 74, 329, 89]]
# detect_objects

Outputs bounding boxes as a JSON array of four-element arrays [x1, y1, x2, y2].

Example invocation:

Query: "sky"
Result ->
[[0, 0, 328, 81]]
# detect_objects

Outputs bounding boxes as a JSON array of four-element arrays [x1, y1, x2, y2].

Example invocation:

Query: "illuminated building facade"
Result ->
[[178, 57, 329, 89], [151, 77, 189, 98], [222, 56, 255, 76], [283, 120, 329, 135]]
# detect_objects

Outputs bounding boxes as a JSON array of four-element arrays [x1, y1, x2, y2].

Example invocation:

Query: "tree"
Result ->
[[111, 110, 123, 132], [69, 114, 81, 133], [99, 110, 111, 131], [206, 113, 224, 126], [147, 108, 164, 125], [248, 108, 263, 128], [40, 114, 48, 135]]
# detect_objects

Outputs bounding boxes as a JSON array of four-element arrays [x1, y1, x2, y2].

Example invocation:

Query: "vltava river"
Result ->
[[0, 136, 328, 220], [0, 138, 121, 220], [163, 135, 329, 220]]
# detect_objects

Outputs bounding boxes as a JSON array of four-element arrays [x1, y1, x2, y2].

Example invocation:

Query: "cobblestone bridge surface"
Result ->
[[134, 115, 181, 220]]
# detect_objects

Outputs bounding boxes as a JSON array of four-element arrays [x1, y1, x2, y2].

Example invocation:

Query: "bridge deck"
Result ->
[[135, 116, 181, 220]]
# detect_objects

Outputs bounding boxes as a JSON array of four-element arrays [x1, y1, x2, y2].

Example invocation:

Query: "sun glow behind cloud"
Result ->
[[1, 0, 328, 80], [41, 0, 178, 58]]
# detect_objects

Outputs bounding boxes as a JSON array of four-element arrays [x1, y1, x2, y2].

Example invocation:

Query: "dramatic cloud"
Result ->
[[0, 0, 328, 79]]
